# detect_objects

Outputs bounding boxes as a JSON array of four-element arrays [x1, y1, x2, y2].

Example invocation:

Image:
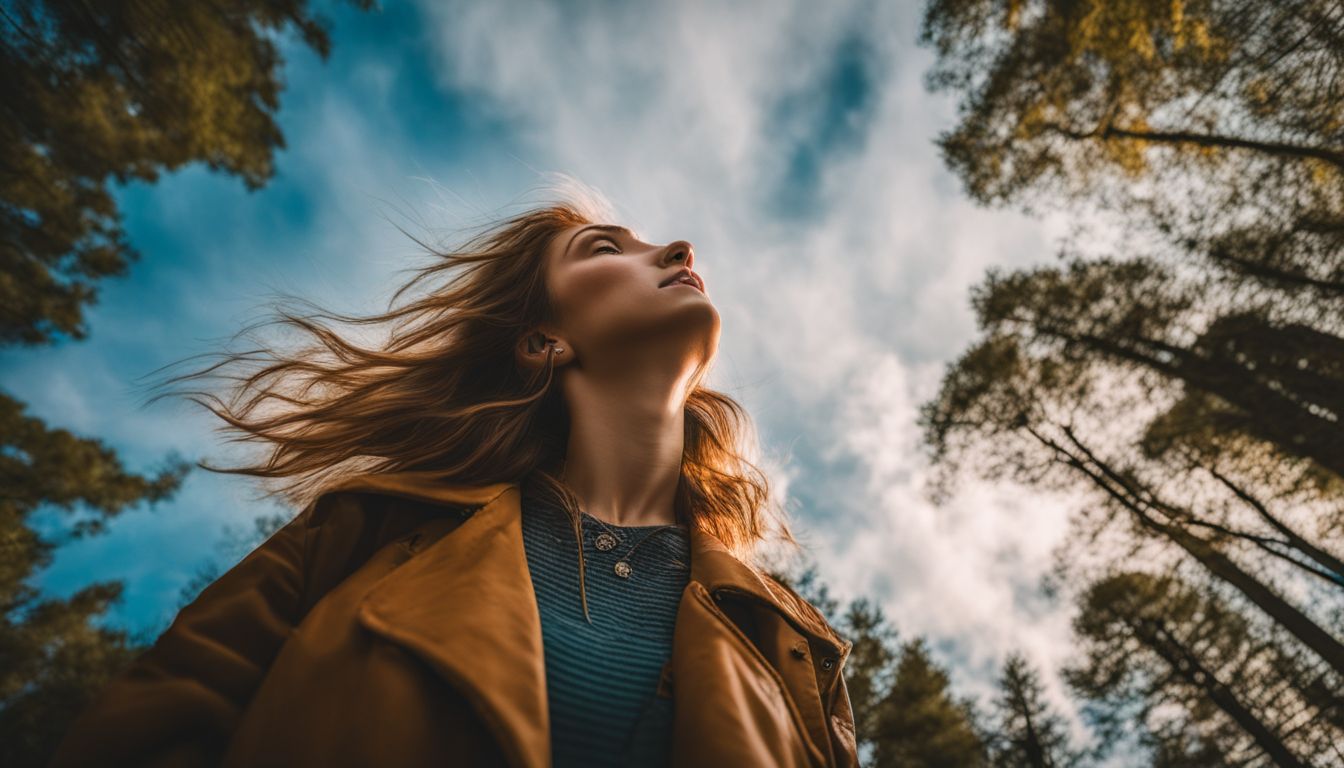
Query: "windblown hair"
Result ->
[[144, 175, 798, 618]]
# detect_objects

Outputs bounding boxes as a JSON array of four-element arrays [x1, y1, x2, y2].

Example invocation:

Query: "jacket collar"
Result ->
[[321, 470, 845, 646], [320, 470, 846, 768]]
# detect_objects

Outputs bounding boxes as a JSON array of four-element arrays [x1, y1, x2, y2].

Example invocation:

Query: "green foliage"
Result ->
[[918, 0, 1344, 764], [0, 2, 372, 764], [0, 0, 375, 345], [0, 390, 190, 767], [919, 0, 1342, 211], [1067, 572, 1338, 766], [872, 638, 988, 767], [0, 390, 191, 605], [985, 652, 1082, 768]]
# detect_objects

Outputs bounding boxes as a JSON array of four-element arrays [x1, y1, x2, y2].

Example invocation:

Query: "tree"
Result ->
[[917, 0, 1342, 234], [916, 0, 1344, 748], [1, 0, 375, 345], [985, 652, 1082, 768], [0, 393, 189, 768], [770, 561, 988, 766], [1067, 571, 1341, 766], [872, 638, 987, 768], [918, 257, 1344, 676], [1, 2, 372, 764], [917, 0, 1344, 509], [917, 0, 1344, 515]]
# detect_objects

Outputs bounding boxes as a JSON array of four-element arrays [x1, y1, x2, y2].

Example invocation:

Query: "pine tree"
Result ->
[[986, 652, 1082, 768], [915, 0, 1344, 746], [872, 638, 987, 767], [917, 0, 1342, 242], [841, 597, 900, 755], [1067, 571, 1336, 766]]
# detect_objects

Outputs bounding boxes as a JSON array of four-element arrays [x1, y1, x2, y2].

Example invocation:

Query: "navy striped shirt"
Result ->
[[520, 495, 691, 767]]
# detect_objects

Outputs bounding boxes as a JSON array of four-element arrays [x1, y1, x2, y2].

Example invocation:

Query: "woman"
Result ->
[[49, 180, 858, 768]]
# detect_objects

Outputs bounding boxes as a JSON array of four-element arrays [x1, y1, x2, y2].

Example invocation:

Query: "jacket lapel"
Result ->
[[319, 471, 848, 768], [681, 522, 847, 767], [336, 475, 549, 768], [685, 520, 847, 654]]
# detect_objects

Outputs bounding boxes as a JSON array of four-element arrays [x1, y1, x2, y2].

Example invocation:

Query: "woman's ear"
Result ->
[[514, 329, 571, 373]]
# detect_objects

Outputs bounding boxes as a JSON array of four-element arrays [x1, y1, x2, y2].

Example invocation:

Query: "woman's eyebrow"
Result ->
[[566, 224, 639, 257]]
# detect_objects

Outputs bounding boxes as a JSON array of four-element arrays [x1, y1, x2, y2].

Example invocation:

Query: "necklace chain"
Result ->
[[583, 511, 684, 579], [559, 460, 687, 579]]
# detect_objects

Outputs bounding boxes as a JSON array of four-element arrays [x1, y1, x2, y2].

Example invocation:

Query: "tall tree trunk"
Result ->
[[1135, 617, 1309, 768], [1201, 460, 1344, 586], [1027, 424, 1344, 680], [1031, 324, 1344, 482]]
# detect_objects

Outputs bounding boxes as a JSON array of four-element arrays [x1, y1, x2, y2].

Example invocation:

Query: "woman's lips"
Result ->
[[661, 275, 704, 293], [664, 279, 703, 293]]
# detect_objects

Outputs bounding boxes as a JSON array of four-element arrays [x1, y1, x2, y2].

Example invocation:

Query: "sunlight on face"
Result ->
[[544, 222, 720, 366]]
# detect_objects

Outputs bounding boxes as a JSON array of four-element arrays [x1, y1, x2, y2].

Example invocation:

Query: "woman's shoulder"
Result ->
[[306, 486, 477, 527], [754, 568, 849, 649], [305, 471, 513, 529]]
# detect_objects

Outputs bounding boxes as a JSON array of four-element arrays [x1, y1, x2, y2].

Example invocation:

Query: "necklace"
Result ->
[[556, 459, 687, 579], [584, 512, 685, 579]]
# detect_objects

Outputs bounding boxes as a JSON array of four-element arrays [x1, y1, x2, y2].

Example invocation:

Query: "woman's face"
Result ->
[[539, 222, 720, 371]]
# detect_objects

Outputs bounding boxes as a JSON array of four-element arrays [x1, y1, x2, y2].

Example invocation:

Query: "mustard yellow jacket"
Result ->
[[49, 471, 859, 767]]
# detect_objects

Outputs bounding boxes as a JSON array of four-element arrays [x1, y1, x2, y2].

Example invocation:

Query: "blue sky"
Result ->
[[5, 0, 1101, 747]]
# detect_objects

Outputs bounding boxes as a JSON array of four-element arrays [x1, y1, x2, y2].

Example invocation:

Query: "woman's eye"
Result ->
[[595, 242, 620, 254]]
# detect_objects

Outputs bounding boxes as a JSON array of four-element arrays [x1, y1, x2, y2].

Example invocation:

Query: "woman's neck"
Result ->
[[559, 369, 686, 527]]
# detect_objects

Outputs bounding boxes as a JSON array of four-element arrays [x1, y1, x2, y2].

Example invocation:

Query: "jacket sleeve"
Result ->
[[48, 505, 316, 768]]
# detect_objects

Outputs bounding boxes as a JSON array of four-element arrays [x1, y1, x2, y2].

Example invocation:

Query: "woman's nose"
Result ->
[[663, 240, 694, 269]]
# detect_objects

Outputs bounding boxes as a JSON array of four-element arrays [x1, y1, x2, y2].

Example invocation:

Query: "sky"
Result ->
[[6, 0, 1106, 752]]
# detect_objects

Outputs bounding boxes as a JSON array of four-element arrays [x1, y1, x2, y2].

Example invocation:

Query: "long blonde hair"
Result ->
[[145, 175, 798, 616]]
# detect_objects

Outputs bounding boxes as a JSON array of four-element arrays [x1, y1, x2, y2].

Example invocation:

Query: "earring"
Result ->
[[554, 345, 564, 354]]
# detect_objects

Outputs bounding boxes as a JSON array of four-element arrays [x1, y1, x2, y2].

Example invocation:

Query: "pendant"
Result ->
[[614, 560, 632, 578], [595, 532, 618, 551]]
